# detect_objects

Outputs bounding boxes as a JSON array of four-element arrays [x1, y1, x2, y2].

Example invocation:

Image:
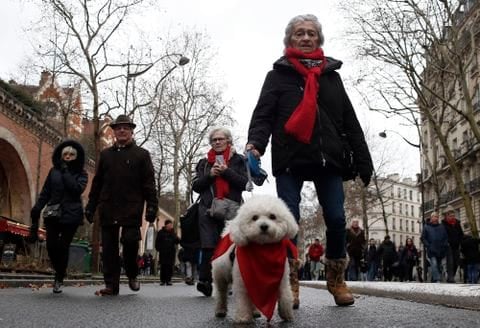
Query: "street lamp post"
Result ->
[[379, 129, 428, 282]]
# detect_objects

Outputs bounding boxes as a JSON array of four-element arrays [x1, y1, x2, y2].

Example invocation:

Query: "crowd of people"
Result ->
[[299, 207, 479, 284], [26, 14, 479, 312]]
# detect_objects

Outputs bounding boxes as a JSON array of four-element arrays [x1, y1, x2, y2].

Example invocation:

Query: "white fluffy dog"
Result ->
[[212, 195, 298, 323]]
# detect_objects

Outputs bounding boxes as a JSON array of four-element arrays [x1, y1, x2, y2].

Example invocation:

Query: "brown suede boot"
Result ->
[[326, 258, 354, 306], [289, 258, 300, 309]]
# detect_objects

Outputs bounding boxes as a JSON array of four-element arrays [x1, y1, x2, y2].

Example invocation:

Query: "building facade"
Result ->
[[367, 174, 423, 249], [421, 0, 480, 233]]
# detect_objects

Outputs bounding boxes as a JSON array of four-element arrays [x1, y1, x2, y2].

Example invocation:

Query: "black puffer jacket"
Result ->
[[248, 56, 373, 179], [32, 140, 88, 226]]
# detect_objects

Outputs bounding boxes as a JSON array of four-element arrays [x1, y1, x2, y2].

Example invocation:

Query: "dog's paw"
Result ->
[[278, 303, 294, 321], [253, 310, 261, 319], [233, 314, 254, 324]]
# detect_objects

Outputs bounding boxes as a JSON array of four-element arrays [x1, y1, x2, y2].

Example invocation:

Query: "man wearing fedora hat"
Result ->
[[86, 114, 158, 296]]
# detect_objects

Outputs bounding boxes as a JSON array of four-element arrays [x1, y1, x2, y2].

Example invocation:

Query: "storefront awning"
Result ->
[[0, 217, 46, 240]]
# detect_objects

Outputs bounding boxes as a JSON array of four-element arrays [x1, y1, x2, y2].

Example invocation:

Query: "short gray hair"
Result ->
[[283, 14, 325, 48], [209, 127, 233, 145]]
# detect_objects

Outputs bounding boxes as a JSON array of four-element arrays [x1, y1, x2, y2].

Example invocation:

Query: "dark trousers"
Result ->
[[101, 225, 140, 289], [45, 222, 78, 282], [160, 261, 174, 283], [276, 172, 346, 258], [446, 247, 460, 282], [383, 261, 394, 281], [198, 248, 214, 283]]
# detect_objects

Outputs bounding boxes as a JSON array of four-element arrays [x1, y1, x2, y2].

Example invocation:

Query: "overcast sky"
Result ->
[[0, 0, 421, 196]]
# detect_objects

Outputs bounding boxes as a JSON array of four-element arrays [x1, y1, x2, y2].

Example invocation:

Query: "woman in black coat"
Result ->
[[29, 140, 88, 293], [192, 127, 248, 297]]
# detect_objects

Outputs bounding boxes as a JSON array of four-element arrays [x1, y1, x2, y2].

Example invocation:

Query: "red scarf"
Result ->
[[445, 217, 457, 226], [212, 234, 298, 321], [207, 145, 231, 199], [284, 47, 326, 144]]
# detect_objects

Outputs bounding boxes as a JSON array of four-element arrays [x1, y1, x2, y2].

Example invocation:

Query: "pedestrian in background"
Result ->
[[399, 238, 419, 282], [192, 127, 248, 297], [365, 239, 379, 281], [442, 206, 464, 283], [460, 232, 480, 284], [378, 235, 397, 281], [28, 140, 88, 294], [85, 114, 158, 296], [346, 220, 366, 281], [308, 238, 324, 280], [421, 212, 449, 283], [155, 219, 180, 285], [246, 13, 373, 308]]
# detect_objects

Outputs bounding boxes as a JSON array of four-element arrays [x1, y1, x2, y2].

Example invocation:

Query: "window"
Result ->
[[417, 192, 420, 202], [419, 206, 421, 218], [403, 188, 407, 199], [409, 190, 413, 200], [405, 204, 408, 215], [400, 219, 403, 231], [398, 188, 401, 198], [399, 203, 403, 214], [393, 234, 396, 244], [392, 218, 396, 230], [412, 236, 415, 244], [411, 221, 415, 233], [411, 205, 415, 217], [392, 202, 396, 213], [400, 235, 404, 245], [406, 220, 409, 232]]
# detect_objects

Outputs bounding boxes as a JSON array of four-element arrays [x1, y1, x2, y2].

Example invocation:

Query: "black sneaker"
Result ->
[[53, 280, 63, 294], [128, 278, 140, 291], [166, 282, 172, 286], [196, 281, 212, 297]]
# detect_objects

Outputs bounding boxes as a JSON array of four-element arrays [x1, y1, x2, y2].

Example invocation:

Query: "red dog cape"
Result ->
[[212, 233, 298, 321]]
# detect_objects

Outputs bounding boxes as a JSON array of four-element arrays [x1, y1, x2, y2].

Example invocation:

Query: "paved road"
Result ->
[[1, 283, 479, 327]]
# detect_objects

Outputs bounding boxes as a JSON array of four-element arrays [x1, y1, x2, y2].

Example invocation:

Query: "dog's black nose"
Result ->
[[260, 224, 268, 232]]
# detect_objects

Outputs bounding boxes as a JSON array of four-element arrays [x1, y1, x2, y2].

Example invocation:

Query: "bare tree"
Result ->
[[144, 31, 234, 229], [35, 0, 157, 272], [340, 0, 480, 236]]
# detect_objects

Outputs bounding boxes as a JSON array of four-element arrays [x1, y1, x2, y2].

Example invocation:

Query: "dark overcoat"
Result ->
[[87, 142, 158, 226]]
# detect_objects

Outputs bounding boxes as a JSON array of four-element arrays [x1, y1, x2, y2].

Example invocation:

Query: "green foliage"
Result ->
[[0, 79, 45, 113]]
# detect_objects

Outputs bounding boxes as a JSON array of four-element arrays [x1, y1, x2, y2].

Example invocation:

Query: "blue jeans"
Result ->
[[347, 257, 360, 281], [367, 262, 378, 281], [466, 263, 479, 284], [276, 172, 346, 259], [429, 256, 444, 282]]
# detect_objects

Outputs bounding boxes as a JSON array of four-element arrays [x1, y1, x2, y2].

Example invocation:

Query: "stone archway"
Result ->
[[0, 131, 33, 224]]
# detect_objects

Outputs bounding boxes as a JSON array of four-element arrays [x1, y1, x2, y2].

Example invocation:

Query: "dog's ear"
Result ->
[[229, 218, 248, 246]]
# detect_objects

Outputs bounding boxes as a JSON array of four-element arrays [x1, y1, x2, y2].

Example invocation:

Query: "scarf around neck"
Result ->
[[284, 47, 326, 144], [207, 145, 231, 199], [211, 233, 298, 321]]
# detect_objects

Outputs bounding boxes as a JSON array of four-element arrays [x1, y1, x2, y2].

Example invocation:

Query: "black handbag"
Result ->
[[180, 199, 200, 247], [43, 203, 61, 220]]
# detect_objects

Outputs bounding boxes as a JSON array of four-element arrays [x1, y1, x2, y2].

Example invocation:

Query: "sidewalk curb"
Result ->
[[300, 281, 480, 311]]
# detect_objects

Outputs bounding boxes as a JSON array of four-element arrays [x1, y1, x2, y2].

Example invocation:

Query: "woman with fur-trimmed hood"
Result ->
[[29, 140, 88, 294]]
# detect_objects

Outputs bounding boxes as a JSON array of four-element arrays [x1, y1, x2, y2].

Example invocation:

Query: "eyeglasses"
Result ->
[[211, 137, 226, 143]]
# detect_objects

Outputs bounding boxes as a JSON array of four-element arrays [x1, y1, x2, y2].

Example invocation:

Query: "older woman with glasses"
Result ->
[[246, 14, 373, 308], [192, 127, 248, 297]]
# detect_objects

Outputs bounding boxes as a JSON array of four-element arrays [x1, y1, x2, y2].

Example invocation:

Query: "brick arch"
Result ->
[[0, 127, 34, 223]]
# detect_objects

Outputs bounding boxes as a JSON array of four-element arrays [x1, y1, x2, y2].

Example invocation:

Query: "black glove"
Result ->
[[30, 208, 41, 222], [26, 224, 39, 243], [360, 173, 371, 187], [145, 207, 157, 223]]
